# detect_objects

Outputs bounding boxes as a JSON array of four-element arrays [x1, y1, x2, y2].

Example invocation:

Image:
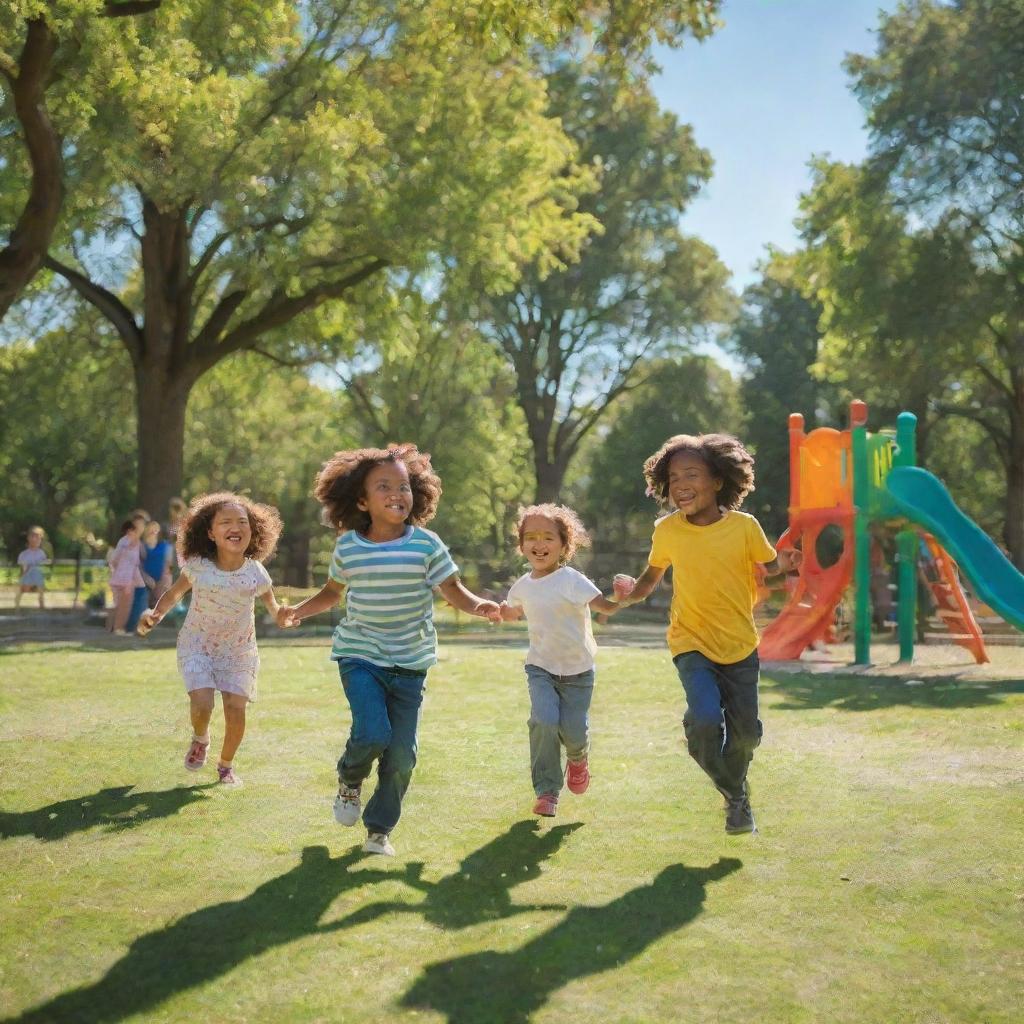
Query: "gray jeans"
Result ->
[[525, 663, 595, 796]]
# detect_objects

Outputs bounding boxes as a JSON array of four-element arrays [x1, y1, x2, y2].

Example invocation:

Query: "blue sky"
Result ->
[[652, 0, 898, 292]]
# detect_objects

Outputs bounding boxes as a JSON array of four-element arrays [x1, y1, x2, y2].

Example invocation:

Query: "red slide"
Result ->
[[759, 511, 854, 661]]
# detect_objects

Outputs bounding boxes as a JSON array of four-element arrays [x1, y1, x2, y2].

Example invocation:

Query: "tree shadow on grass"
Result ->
[[8, 846, 393, 1024], [338, 819, 583, 930], [763, 673, 1024, 712], [400, 857, 742, 1024], [0, 784, 216, 841]]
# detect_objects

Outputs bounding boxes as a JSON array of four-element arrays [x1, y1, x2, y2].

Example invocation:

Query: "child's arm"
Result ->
[[437, 574, 500, 619], [602, 565, 667, 614], [589, 594, 621, 615], [260, 586, 282, 620], [137, 574, 192, 635], [276, 578, 344, 628], [761, 549, 802, 577]]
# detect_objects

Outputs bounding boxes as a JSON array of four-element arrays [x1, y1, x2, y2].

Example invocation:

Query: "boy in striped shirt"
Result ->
[[279, 444, 499, 856]]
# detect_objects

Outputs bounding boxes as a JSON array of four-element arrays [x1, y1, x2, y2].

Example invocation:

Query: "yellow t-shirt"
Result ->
[[648, 509, 776, 664]]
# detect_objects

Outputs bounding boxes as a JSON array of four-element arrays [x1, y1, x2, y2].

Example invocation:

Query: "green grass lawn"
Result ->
[[1, 643, 1022, 1024]]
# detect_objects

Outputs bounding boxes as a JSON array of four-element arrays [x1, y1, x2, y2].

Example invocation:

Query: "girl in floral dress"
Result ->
[[138, 493, 283, 787]]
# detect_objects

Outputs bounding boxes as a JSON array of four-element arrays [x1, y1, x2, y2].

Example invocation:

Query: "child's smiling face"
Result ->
[[358, 461, 413, 528], [667, 451, 723, 525], [208, 502, 252, 556], [520, 515, 565, 576]]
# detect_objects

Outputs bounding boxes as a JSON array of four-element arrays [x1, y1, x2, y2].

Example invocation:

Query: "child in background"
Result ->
[[165, 497, 187, 573], [607, 433, 800, 835], [106, 514, 146, 635], [278, 444, 499, 856], [496, 504, 621, 818], [126, 520, 175, 632], [15, 527, 48, 610], [138, 493, 283, 788]]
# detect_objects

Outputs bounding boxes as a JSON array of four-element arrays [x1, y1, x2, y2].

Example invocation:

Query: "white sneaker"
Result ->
[[333, 784, 361, 826], [363, 831, 395, 856]]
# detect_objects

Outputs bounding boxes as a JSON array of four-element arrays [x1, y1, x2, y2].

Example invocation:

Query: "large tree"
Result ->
[[832, 0, 1024, 565], [2, 1, 722, 517], [470, 58, 733, 502], [1, 0, 610, 516]]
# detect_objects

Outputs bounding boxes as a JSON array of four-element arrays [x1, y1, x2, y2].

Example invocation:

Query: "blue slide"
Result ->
[[885, 466, 1024, 632]]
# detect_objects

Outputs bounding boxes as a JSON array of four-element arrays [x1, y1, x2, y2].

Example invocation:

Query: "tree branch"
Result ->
[[0, 18, 61, 320], [250, 346, 320, 369], [934, 403, 1011, 453], [43, 255, 143, 360], [193, 258, 388, 373]]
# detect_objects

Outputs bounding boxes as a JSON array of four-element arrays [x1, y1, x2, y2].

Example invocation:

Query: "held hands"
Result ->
[[276, 605, 301, 629], [136, 609, 162, 637], [474, 599, 501, 623], [613, 574, 636, 599], [488, 600, 525, 624], [777, 549, 803, 573]]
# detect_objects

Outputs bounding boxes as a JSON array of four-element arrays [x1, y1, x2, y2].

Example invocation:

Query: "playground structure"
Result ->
[[760, 400, 1024, 665]]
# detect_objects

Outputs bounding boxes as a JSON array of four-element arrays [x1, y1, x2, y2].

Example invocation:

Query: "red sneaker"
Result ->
[[566, 758, 590, 795], [532, 792, 558, 817], [184, 738, 209, 772]]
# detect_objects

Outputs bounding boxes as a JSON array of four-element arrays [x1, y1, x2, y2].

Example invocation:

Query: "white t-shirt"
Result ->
[[507, 566, 601, 676]]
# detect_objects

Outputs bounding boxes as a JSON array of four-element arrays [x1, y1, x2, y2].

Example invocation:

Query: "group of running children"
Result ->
[[137, 432, 801, 856]]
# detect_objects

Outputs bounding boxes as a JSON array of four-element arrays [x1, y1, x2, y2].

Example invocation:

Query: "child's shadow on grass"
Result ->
[[401, 856, 743, 1024], [765, 674, 1024, 712], [9, 846, 392, 1024], [339, 818, 583, 930], [0, 784, 215, 841]]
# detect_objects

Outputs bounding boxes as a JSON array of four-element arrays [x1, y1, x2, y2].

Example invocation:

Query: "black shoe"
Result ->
[[725, 795, 756, 834]]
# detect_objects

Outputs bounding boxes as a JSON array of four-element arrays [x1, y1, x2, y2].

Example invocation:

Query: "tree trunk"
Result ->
[[533, 451, 573, 504], [132, 201, 195, 516], [0, 18, 63, 320], [134, 363, 192, 519]]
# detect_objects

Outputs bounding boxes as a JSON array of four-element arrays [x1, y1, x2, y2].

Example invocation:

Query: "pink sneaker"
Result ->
[[532, 792, 558, 817], [566, 758, 590, 795], [184, 739, 209, 772], [217, 764, 243, 788]]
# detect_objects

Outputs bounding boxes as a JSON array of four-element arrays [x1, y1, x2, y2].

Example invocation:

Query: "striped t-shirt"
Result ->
[[327, 525, 458, 669]]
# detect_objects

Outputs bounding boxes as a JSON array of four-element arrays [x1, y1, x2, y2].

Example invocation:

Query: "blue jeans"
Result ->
[[673, 650, 762, 801], [525, 664, 595, 796], [337, 658, 427, 835]]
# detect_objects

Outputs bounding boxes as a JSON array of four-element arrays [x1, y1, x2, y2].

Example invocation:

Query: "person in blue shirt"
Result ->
[[126, 520, 175, 633]]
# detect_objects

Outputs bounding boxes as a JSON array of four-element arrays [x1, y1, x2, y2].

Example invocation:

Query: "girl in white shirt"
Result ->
[[497, 504, 620, 817]]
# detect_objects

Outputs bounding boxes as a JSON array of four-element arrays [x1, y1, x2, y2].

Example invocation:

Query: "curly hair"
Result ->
[[176, 492, 282, 564], [515, 503, 592, 564], [314, 443, 442, 533], [643, 433, 756, 511]]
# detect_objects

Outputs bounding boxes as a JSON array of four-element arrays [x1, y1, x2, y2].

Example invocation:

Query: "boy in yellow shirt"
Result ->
[[608, 433, 800, 834]]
